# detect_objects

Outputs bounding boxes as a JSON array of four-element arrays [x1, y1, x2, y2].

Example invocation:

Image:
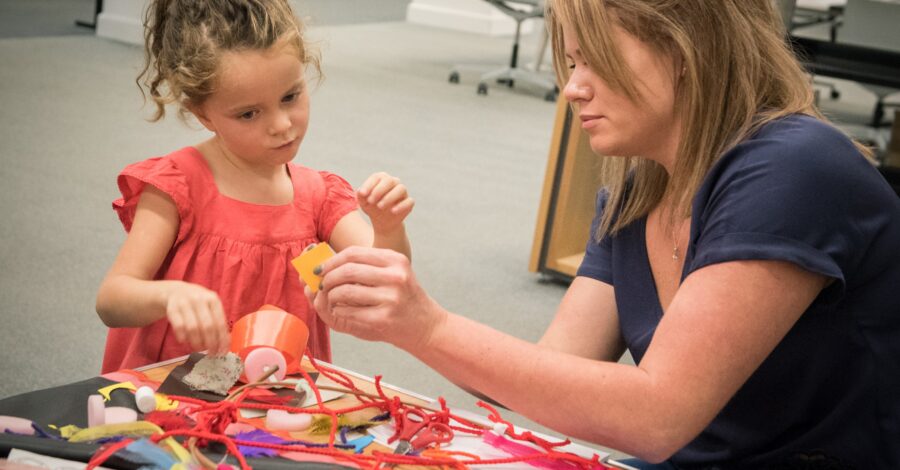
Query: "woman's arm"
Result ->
[[95, 185, 229, 354], [308, 247, 826, 462], [456, 276, 625, 406]]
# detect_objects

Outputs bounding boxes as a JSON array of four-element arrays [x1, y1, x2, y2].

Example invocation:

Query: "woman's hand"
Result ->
[[165, 282, 231, 355], [305, 246, 443, 352], [357, 172, 414, 235]]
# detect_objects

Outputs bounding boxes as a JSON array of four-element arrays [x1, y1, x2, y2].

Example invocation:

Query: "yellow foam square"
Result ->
[[291, 243, 335, 292]]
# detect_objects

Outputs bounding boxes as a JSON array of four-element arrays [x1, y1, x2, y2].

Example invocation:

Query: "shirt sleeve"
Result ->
[[112, 156, 192, 242], [316, 171, 359, 242], [689, 120, 879, 302], [576, 190, 615, 284]]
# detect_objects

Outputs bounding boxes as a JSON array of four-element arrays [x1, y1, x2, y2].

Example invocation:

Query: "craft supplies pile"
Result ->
[[0, 305, 616, 470]]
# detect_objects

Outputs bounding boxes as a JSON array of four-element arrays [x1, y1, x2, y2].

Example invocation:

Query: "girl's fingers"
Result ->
[[357, 173, 385, 198], [366, 176, 398, 205], [210, 298, 230, 355], [390, 197, 415, 215], [179, 306, 203, 351], [168, 307, 187, 344], [376, 184, 408, 209]]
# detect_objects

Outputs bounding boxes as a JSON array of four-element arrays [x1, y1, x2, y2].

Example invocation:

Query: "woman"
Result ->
[[307, 1, 900, 468]]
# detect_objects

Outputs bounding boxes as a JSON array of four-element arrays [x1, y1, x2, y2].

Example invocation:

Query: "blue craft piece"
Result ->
[[114, 438, 178, 469], [345, 435, 375, 454]]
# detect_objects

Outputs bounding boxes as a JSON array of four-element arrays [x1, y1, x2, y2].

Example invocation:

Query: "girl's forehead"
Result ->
[[210, 47, 304, 103]]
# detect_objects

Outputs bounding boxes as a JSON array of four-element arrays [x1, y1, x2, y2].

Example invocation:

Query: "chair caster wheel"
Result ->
[[448, 71, 460, 84], [477, 83, 488, 95], [831, 89, 840, 99]]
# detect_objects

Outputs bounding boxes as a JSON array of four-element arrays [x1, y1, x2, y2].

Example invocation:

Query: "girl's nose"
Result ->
[[269, 110, 292, 135]]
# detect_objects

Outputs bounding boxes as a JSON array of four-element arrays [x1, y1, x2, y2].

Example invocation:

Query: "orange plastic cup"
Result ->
[[229, 305, 309, 382]]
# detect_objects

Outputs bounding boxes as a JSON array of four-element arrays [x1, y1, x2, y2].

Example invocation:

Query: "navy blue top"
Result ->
[[577, 115, 900, 469]]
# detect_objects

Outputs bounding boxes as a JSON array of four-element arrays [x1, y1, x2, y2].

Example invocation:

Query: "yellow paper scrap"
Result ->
[[98, 381, 136, 402], [155, 393, 178, 411], [291, 243, 335, 292], [68, 421, 163, 443], [56, 425, 82, 439]]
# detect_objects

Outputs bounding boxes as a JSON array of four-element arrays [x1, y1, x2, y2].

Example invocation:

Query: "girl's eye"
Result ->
[[282, 92, 299, 103], [238, 110, 258, 120]]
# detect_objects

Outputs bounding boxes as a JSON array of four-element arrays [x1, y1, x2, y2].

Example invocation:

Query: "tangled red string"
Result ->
[[86, 349, 611, 470]]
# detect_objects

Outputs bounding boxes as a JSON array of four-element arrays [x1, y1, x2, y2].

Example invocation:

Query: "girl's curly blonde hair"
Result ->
[[137, 0, 321, 122]]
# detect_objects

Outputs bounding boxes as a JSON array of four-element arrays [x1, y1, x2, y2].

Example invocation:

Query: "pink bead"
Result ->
[[104, 406, 138, 425], [87, 394, 105, 428], [244, 347, 287, 382], [266, 409, 312, 432], [0, 416, 35, 435]]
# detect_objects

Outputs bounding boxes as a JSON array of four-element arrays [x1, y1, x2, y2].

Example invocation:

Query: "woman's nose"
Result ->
[[563, 74, 590, 103]]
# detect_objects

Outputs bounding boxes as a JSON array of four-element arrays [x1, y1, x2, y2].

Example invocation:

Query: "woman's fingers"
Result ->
[[321, 246, 408, 276]]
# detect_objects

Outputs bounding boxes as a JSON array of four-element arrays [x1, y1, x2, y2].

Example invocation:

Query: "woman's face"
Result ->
[[562, 22, 681, 168]]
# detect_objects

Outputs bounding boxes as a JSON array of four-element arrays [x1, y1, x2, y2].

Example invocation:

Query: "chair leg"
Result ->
[[873, 99, 885, 128]]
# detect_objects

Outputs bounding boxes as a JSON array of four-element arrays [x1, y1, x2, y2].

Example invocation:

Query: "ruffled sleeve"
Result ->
[[316, 171, 359, 242], [112, 156, 193, 242]]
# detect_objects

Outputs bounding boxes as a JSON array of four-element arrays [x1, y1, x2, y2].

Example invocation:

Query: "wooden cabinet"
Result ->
[[529, 98, 604, 281]]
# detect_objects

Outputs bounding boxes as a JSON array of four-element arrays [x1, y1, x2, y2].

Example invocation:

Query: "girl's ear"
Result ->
[[188, 102, 216, 132]]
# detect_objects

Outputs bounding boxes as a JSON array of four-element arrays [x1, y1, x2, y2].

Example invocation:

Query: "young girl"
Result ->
[[95, 0, 413, 374]]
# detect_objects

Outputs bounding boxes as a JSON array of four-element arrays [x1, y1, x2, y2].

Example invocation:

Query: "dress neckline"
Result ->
[[185, 146, 297, 209]]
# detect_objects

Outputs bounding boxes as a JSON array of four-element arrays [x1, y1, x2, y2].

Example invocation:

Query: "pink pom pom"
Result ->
[[266, 409, 312, 431], [244, 347, 287, 382], [104, 407, 138, 424], [87, 394, 105, 428], [0, 416, 35, 435]]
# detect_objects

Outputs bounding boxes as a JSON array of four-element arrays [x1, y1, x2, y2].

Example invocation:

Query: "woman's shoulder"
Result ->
[[728, 114, 862, 169], [709, 114, 872, 188]]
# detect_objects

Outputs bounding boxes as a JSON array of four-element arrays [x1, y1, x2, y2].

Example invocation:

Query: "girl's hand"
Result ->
[[165, 282, 231, 355], [357, 172, 414, 235], [304, 246, 444, 353]]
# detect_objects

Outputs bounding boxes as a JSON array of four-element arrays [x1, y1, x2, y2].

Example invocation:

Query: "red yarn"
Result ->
[[143, 410, 195, 432], [85, 352, 613, 470]]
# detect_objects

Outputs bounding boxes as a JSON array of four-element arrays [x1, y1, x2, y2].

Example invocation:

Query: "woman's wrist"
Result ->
[[402, 293, 450, 355]]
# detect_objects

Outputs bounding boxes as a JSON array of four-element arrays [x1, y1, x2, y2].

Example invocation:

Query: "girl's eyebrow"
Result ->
[[226, 81, 305, 114]]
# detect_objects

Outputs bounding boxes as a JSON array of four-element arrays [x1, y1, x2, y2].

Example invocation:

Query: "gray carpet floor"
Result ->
[[0, 1, 894, 461]]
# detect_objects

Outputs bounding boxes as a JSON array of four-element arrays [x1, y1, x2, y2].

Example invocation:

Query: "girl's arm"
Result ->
[[329, 172, 413, 258], [95, 185, 230, 354], [308, 247, 826, 462]]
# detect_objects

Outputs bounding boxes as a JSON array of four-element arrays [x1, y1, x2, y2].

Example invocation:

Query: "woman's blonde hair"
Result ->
[[546, 0, 872, 237], [137, 0, 321, 122]]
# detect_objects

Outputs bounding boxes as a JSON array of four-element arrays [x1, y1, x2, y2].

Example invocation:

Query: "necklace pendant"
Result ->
[[672, 247, 679, 261]]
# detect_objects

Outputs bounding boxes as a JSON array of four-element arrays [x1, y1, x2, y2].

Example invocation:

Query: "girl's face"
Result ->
[[194, 41, 309, 167], [562, 22, 681, 169]]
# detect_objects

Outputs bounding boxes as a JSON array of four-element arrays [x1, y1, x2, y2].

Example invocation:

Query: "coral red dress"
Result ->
[[102, 147, 357, 373]]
